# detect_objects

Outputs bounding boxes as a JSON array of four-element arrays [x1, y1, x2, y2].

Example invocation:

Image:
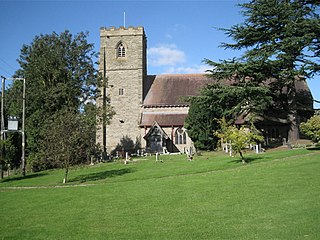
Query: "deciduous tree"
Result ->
[[215, 118, 264, 164], [7, 30, 99, 171], [0, 135, 18, 178], [300, 113, 320, 143], [38, 107, 98, 183]]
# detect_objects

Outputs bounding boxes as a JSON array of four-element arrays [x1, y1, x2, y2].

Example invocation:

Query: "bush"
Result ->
[[300, 114, 320, 143]]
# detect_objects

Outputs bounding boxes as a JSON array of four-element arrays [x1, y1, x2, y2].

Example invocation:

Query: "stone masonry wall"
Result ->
[[97, 26, 146, 153]]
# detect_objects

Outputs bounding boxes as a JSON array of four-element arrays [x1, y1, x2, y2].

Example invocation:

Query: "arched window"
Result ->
[[175, 128, 187, 145], [175, 132, 179, 144], [117, 43, 126, 58]]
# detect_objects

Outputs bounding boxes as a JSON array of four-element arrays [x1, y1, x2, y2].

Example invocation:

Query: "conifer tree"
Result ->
[[205, 0, 320, 143], [185, 83, 271, 150]]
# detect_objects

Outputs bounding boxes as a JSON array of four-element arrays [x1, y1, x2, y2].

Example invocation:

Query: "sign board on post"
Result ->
[[7, 117, 19, 131]]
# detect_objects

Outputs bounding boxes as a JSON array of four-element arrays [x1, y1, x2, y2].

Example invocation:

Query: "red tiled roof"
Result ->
[[141, 74, 313, 127], [140, 113, 188, 127], [143, 74, 212, 106]]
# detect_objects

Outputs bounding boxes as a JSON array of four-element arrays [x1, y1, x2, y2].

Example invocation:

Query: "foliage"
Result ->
[[0, 135, 18, 178], [32, 107, 97, 183], [184, 92, 221, 150], [205, 0, 320, 142], [185, 82, 271, 150], [95, 76, 115, 127], [6, 30, 99, 172], [300, 114, 320, 142], [215, 118, 264, 163], [1, 133, 21, 168]]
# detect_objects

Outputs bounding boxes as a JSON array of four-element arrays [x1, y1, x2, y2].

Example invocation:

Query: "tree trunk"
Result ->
[[0, 164, 3, 179], [239, 151, 246, 164], [287, 110, 299, 143], [287, 80, 299, 143]]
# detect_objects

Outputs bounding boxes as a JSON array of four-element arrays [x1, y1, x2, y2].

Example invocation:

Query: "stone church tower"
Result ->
[[96, 26, 147, 153]]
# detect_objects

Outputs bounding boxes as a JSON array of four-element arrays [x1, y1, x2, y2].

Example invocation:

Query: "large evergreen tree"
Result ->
[[8, 30, 98, 171], [185, 83, 271, 150], [205, 0, 320, 143], [184, 89, 221, 151]]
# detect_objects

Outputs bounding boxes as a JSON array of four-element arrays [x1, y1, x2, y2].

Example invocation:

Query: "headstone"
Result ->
[[124, 152, 129, 164]]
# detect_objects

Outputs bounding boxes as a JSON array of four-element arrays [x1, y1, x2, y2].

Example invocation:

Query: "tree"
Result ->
[[215, 118, 264, 164], [38, 108, 97, 183], [184, 91, 221, 150], [185, 82, 271, 150], [300, 113, 320, 143], [0, 136, 17, 178], [205, 0, 320, 143], [34, 106, 97, 173], [45, 109, 76, 183], [8, 30, 99, 171]]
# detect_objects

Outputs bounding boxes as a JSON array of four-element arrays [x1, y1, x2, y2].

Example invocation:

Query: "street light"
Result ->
[[0, 76, 26, 177]]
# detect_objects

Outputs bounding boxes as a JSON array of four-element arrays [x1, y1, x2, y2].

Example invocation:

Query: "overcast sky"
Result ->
[[0, 0, 319, 108]]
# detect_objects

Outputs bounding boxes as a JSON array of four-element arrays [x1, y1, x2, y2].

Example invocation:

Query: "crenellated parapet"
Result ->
[[100, 26, 144, 31], [100, 26, 145, 37]]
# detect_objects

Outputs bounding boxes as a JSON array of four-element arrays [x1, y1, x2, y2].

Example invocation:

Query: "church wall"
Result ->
[[140, 106, 191, 152], [140, 126, 195, 154], [140, 117, 195, 153], [163, 126, 194, 153]]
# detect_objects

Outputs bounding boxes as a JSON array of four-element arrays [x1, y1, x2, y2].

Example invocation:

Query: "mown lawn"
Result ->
[[0, 148, 319, 239]]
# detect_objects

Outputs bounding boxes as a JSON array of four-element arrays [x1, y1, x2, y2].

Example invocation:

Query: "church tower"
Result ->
[[97, 26, 147, 154]]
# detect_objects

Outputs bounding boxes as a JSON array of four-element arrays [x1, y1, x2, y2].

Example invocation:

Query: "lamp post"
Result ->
[[0, 76, 26, 177], [1, 77, 4, 178]]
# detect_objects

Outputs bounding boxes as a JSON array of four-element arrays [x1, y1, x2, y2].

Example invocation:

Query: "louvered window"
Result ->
[[117, 43, 126, 57]]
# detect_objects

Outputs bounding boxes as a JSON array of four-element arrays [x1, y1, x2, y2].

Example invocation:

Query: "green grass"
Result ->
[[0, 148, 319, 239]]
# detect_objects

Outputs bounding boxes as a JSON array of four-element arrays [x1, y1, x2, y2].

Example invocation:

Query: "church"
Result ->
[[96, 26, 314, 155]]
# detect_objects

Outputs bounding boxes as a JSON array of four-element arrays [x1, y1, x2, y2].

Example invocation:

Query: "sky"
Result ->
[[0, 0, 319, 109]]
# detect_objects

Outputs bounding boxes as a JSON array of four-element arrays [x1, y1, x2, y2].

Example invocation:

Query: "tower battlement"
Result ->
[[100, 26, 145, 37], [100, 26, 144, 31]]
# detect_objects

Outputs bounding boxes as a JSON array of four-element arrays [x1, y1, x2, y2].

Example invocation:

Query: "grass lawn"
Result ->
[[0, 148, 319, 239]]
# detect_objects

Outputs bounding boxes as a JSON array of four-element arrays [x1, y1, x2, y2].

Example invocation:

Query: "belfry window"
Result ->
[[175, 128, 187, 145], [117, 43, 126, 58]]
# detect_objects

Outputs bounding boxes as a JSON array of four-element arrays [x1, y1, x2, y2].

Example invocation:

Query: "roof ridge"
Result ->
[[155, 73, 207, 77]]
